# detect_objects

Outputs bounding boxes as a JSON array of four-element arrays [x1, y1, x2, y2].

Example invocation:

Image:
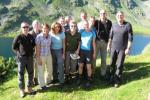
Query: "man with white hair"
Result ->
[[107, 11, 133, 87], [30, 20, 41, 86]]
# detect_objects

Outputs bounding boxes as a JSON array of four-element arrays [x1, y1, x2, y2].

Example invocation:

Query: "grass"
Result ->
[[0, 51, 150, 100]]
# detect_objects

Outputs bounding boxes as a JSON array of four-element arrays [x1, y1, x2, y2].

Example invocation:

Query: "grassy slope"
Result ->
[[0, 52, 150, 100]]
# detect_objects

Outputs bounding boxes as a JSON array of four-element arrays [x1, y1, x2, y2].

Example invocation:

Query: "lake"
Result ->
[[0, 34, 150, 57]]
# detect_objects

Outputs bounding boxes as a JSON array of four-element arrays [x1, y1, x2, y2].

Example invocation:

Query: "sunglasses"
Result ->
[[22, 26, 29, 29], [70, 25, 77, 27]]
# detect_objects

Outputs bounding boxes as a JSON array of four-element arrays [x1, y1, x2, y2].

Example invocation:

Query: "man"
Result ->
[[94, 9, 112, 78], [107, 11, 133, 87], [77, 11, 88, 31], [58, 16, 70, 32], [30, 20, 41, 86], [12, 22, 36, 97]]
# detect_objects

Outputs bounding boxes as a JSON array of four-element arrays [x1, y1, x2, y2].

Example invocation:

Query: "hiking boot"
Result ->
[[85, 81, 92, 89], [114, 83, 119, 88], [41, 86, 48, 91], [27, 87, 36, 95], [33, 78, 38, 86], [76, 75, 82, 86]]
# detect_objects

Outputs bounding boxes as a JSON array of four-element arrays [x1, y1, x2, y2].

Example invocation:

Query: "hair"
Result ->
[[51, 22, 62, 34], [21, 21, 29, 28], [69, 20, 77, 26], [80, 11, 87, 16], [116, 11, 124, 15], [32, 20, 40, 27], [42, 23, 50, 29]]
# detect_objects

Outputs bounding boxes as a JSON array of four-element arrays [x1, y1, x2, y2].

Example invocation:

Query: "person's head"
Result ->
[[65, 16, 72, 25], [21, 21, 29, 35], [32, 20, 41, 33], [80, 11, 87, 21], [41, 23, 50, 35], [99, 9, 107, 21], [58, 16, 65, 26], [82, 20, 89, 30], [69, 20, 77, 32], [116, 11, 125, 24], [89, 16, 95, 28], [51, 22, 62, 34]]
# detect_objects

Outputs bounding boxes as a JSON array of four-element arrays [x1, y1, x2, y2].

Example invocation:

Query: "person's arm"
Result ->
[[107, 27, 113, 52], [62, 38, 66, 59], [125, 23, 133, 55], [12, 36, 20, 56], [35, 36, 42, 65], [107, 38, 112, 52], [125, 41, 132, 55], [92, 37, 96, 60], [75, 33, 81, 54]]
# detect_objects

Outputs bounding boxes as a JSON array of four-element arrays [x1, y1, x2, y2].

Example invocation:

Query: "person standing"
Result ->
[[107, 11, 133, 87], [50, 22, 65, 88], [94, 9, 112, 78], [77, 20, 96, 88], [36, 23, 52, 90], [77, 11, 88, 31], [12, 22, 36, 97], [30, 20, 41, 86], [65, 20, 81, 83]]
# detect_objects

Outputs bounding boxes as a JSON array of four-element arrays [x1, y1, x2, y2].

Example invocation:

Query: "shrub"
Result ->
[[0, 57, 17, 82]]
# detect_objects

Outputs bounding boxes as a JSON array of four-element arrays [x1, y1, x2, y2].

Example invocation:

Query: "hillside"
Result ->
[[0, 0, 150, 34]]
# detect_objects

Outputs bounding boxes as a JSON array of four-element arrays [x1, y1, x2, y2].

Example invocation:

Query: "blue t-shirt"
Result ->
[[79, 29, 96, 50], [50, 32, 65, 49]]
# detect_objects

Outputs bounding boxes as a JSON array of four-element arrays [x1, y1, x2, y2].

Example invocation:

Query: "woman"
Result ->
[[50, 22, 65, 88], [36, 23, 52, 90], [65, 20, 81, 83]]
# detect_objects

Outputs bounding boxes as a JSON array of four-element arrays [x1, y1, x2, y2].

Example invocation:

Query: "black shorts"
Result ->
[[79, 49, 92, 64]]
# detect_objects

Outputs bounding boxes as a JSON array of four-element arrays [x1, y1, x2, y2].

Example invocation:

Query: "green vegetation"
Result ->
[[0, 49, 150, 100], [0, 0, 150, 35], [0, 57, 17, 83]]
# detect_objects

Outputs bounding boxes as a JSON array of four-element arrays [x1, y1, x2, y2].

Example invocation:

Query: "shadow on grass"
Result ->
[[123, 62, 150, 84], [1, 62, 150, 94], [41, 62, 150, 93]]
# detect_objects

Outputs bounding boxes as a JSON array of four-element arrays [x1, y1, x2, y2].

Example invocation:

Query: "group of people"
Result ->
[[12, 9, 133, 97]]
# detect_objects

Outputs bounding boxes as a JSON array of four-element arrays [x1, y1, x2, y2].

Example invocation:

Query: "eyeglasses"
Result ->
[[70, 25, 77, 28], [22, 26, 29, 29]]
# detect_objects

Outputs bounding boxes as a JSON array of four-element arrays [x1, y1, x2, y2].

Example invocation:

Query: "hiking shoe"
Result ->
[[58, 83, 64, 89], [33, 78, 39, 86], [20, 90, 25, 98], [114, 83, 119, 88], [41, 86, 48, 91], [76, 78, 81, 86], [27, 87, 36, 95], [85, 81, 92, 89]]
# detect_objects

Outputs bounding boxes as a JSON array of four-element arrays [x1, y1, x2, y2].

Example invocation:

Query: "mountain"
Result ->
[[0, 0, 150, 34]]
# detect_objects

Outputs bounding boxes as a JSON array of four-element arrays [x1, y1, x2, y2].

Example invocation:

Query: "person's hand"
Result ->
[[75, 50, 79, 55], [107, 45, 110, 52], [125, 48, 130, 55], [37, 57, 42, 65]]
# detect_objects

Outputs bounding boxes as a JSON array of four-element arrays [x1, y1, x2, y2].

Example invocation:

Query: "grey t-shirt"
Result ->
[[110, 21, 133, 50]]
